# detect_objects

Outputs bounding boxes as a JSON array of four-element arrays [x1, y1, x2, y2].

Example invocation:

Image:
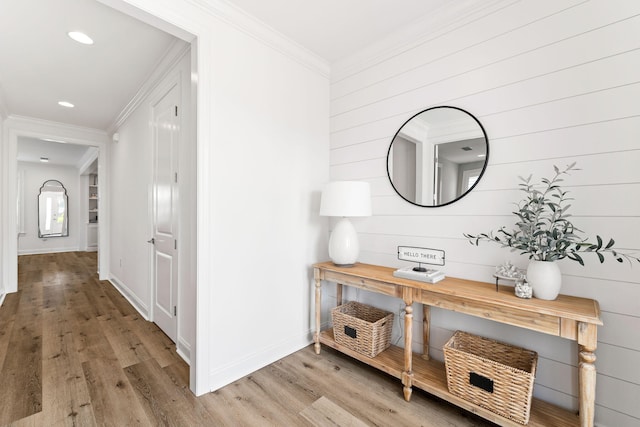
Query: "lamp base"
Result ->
[[332, 263, 355, 268], [328, 217, 360, 266]]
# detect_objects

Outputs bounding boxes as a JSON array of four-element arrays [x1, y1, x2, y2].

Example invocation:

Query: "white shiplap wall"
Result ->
[[328, 1, 640, 426]]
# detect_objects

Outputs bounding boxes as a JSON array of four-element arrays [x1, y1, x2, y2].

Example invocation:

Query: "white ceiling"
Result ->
[[4, 0, 456, 165], [0, 0, 177, 131], [17, 136, 98, 168], [2, 0, 178, 166], [227, 0, 450, 63]]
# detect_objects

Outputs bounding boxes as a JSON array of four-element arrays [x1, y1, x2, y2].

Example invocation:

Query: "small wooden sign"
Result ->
[[397, 246, 445, 266]]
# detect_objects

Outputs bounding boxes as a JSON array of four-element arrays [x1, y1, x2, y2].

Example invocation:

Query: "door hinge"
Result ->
[[174, 240, 177, 250], [175, 105, 178, 116], [174, 306, 177, 316], [175, 172, 178, 183]]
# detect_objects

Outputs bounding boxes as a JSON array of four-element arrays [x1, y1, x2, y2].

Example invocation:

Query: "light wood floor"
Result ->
[[0, 252, 494, 426]]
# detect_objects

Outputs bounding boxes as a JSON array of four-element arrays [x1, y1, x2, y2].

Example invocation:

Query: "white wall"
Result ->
[[108, 84, 155, 316], [196, 11, 329, 392], [17, 162, 80, 254], [107, 0, 331, 396], [329, 1, 640, 426], [108, 47, 195, 362]]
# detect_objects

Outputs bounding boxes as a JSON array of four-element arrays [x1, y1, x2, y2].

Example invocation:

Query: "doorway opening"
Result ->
[[2, 0, 198, 393]]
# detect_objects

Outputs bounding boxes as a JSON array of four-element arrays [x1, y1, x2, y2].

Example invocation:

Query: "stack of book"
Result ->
[[393, 266, 445, 283]]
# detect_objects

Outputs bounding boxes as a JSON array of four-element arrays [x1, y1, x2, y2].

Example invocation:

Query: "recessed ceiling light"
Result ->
[[68, 31, 94, 45], [58, 101, 74, 108], [40, 157, 49, 163]]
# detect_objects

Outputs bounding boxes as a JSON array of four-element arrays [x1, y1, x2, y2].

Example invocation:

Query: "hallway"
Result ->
[[0, 252, 191, 425], [0, 252, 491, 426]]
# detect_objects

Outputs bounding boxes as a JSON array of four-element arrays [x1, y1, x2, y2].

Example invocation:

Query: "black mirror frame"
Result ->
[[386, 105, 489, 208], [38, 179, 69, 238]]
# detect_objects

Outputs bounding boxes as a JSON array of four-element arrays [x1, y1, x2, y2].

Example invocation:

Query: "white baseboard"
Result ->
[[204, 330, 313, 394], [177, 338, 191, 365], [108, 275, 149, 320], [18, 247, 80, 255], [0, 293, 6, 307]]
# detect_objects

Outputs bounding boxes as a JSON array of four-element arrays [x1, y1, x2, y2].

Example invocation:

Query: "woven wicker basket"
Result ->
[[444, 331, 538, 425], [331, 301, 393, 358]]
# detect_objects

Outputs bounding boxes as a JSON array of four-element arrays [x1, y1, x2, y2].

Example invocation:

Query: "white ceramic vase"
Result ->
[[527, 260, 562, 300]]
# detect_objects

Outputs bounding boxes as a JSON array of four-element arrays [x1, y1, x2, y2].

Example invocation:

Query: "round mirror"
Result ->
[[386, 106, 488, 207]]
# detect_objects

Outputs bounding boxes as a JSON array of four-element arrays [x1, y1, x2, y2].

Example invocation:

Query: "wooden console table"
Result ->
[[313, 262, 602, 427]]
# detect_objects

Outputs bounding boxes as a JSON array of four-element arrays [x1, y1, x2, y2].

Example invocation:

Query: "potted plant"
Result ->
[[464, 163, 639, 300]]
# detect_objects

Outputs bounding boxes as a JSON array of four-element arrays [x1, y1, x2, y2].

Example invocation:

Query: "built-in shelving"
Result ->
[[89, 174, 98, 224]]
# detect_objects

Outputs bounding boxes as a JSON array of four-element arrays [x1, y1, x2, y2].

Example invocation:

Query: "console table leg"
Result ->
[[402, 293, 414, 401], [422, 305, 430, 360], [314, 270, 321, 355], [578, 322, 597, 427], [402, 371, 413, 401]]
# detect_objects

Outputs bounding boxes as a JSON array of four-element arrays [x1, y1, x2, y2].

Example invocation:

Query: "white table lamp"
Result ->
[[320, 181, 372, 266]]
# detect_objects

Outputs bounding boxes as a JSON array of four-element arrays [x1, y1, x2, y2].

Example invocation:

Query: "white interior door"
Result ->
[[151, 82, 180, 342]]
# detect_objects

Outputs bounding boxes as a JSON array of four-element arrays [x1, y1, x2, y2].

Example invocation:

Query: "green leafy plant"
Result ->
[[464, 163, 639, 266]]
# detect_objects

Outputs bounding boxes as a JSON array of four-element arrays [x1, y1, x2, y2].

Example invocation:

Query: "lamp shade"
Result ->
[[319, 181, 372, 217]]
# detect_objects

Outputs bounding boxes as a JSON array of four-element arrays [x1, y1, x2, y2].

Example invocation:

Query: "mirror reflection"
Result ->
[[386, 106, 488, 207], [38, 180, 69, 237]]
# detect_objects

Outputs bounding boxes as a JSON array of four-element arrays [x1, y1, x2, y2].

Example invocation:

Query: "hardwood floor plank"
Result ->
[[98, 310, 153, 368], [99, 280, 138, 317], [0, 291, 21, 320], [161, 362, 235, 426], [281, 347, 495, 427], [0, 282, 44, 425], [125, 358, 214, 426], [0, 336, 43, 425], [300, 396, 369, 427], [82, 357, 150, 426], [70, 310, 118, 365], [82, 278, 118, 317], [42, 283, 66, 311], [200, 373, 311, 426], [42, 305, 97, 426], [24, 270, 42, 284], [0, 293, 21, 369], [124, 314, 183, 368], [5, 411, 44, 427]]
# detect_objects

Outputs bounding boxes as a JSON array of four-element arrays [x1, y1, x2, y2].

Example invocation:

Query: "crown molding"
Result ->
[[331, 0, 516, 82], [77, 147, 99, 173], [108, 38, 190, 134], [190, 0, 330, 78], [6, 115, 110, 143]]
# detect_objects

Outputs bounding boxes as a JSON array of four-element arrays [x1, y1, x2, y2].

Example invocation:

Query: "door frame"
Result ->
[[1, 117, 111, 293]]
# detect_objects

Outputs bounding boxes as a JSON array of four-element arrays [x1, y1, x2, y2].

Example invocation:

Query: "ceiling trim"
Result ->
[[77, 147, 99, 174], [190, 0, 330, 78], [6, 115, 110, 144], [108, 38, 190, 134], [330, 0, 516, 82]]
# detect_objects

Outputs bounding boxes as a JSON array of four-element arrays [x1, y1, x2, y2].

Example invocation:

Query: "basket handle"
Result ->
[[470, 372, 494, 393], [344, 325, 357, 339]]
